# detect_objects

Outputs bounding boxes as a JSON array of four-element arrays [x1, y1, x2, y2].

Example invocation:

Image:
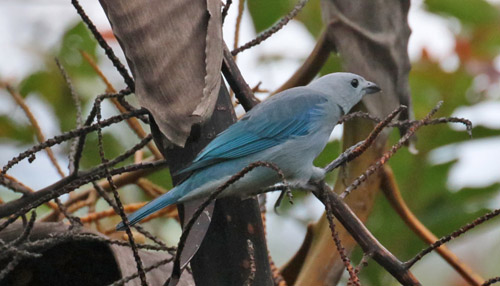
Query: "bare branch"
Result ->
[[312, 182, 421, 286], [407, 207, 500, 269], [221, 0, 232, 23], [1, 107, 147, 174], [340, 102, 443, 199], [5, 84, 66, 177], [71, 0, 135, 91], [231, 0, 309, 56], [325, 105, 407, 173], [482, 277, 500, 286], [81, 51, 162, 159], [381, 166, 485, 285], [222, 43, 261, 110], [323, 191, 360, 285]]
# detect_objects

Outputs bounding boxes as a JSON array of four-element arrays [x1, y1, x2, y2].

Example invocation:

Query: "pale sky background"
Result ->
[[0, 0, 500, 284]]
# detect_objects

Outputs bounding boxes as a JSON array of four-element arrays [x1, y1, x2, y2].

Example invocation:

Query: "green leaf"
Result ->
[[80, 132, 125, 169], [147, 169, 173, 190], [247, 0, 291, 33], [58, 21, 99, 78], [19, 70, 79, 132], [425, 0, 499, 26], [0, 116, 34, 144], [247, 0, 323, 38]]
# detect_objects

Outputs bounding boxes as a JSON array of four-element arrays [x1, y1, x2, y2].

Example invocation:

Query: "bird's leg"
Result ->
[[324, 140, 365, 173]]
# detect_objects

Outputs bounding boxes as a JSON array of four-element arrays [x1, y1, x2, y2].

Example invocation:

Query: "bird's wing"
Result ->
[[178, 90, 327, 174]]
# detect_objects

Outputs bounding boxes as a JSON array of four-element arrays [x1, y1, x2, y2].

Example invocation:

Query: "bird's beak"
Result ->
[[363, 81, 381, 94]]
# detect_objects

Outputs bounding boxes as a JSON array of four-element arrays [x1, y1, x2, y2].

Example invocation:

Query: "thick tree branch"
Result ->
[[312, 182, 421, 286], [222, 44, 260, 110]]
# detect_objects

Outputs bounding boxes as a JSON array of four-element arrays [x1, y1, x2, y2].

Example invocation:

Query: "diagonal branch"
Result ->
[[71, 0, 135, 91], [312, 181, 421, 286], [231, 0, 310, 56], [340, 102, 443, 199], [80, 51, 162, 159], [381, 166, 484, 285], [4, 84, 66, 178]]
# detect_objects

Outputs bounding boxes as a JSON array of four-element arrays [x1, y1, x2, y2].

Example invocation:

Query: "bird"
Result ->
[[117, 72, 380, 230]]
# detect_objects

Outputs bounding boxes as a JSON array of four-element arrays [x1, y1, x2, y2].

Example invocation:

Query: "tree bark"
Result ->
[[151, 82, 273, 286]]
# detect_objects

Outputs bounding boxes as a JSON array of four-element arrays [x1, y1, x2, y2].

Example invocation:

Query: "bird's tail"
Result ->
[[116, 186, 183, 231]]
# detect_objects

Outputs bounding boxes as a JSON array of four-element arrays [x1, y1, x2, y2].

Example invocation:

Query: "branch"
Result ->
[[71, 0, 135, 91], [5, 84, 66, 177], [312, 182, 421, 286], [407, 207, 500, 269], [0, 157, 167, 221], [340, 102, 443, 199], [381, 166, 484, 285], [222, 43, 260, 111], [80, 51, 162, 159], [166, 161, 286, 286], [324, 105, 407, 173], [231, 0, 309, 56], [2, 108, 147, 174], [322, 192, 360, 285]]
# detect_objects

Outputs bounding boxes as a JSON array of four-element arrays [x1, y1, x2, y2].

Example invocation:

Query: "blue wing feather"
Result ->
[[178, 90, 327, 174]]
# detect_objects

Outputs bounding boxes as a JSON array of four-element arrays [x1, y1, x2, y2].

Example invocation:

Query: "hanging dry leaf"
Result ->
[[99, 0, 223, 147], [322, 0, 412, 122]]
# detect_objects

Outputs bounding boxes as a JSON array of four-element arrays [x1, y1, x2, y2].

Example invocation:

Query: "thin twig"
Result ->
[[325, 105, 407, 173], [71, 0, 135, 91], [222, 43, 260, 111], [340, 102, 443, 199], [166, 161, 287, 286], [339, 111, 472, 138], [2, 107, 147, 174], [79, 202, 177, 224], [55, 58, 83, 175], [406, 207, 500, 268], [110, 258, 174, 286], [94, 101, 148, 285], [232, 0, 309, 56], [0, 158, 167, 224], [5, 84, 66, 177], [222, 0, 232, 23], [381, 166, 484, 285], [482, 277, 500, 286], [323, 191, 360, 286], [311, 182, 421, 286], [81, 51, 162, 159], [233, 0, 245, 55]]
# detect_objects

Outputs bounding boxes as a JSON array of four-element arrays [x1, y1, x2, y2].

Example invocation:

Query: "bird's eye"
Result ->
[[351, 79, 359, 88]]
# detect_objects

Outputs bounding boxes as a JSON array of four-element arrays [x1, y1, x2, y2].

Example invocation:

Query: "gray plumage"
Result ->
[[117, 72, 380, 230]]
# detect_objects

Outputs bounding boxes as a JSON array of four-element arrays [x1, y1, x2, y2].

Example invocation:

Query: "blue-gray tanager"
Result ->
[[117, 72, 380, 230]]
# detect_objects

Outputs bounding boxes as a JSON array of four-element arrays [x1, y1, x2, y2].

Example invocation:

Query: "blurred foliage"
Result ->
[[0, 116, 34, 144], [19, 22, 99, 132], [0, 21, 125, 216], [248, 0, 323, 38]]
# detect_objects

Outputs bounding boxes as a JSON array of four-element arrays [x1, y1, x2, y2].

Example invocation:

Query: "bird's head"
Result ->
[[307, 72, 381, 115]]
